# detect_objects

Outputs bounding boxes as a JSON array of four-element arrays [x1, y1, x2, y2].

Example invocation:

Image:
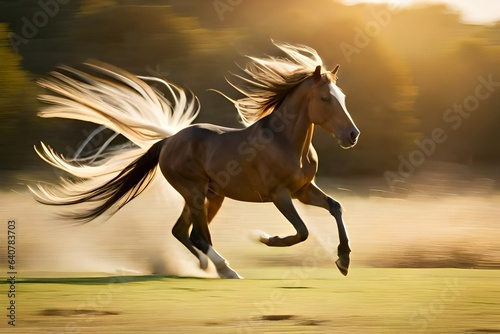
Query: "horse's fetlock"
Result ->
[[299, 229, 309, 242], [337, 244, 351, 255]]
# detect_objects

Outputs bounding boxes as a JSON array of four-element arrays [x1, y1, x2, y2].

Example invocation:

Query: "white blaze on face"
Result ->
[[328, 82, 355, 124]]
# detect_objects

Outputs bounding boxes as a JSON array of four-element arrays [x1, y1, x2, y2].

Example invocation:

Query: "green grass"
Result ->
[[1, 267, 500, 333], [1, 191, 499, 333]]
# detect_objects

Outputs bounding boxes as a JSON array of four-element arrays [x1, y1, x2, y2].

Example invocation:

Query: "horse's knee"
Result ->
[[327, 198, 342, 216]]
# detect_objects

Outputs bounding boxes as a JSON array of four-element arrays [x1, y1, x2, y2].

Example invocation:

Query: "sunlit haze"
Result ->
[[342, 0, 500, 24]]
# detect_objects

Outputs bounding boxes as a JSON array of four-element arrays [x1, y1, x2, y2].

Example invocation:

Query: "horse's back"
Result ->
[[158, 124, 234, 179]]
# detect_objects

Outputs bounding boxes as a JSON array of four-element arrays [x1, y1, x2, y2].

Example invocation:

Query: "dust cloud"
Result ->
[[0, 176, 218, 278], [1, 172, 499, 278]]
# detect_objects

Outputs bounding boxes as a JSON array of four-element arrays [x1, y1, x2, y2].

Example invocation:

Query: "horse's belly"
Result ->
[[207, 163, 315, 203], [208, 178, 273, 202]]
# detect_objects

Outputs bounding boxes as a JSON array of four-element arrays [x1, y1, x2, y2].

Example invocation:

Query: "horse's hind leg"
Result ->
[[190, 192, 242, 279], [206, 190, 224, 224], [172, 205, 209, 269], [188, 192, 222, 253]]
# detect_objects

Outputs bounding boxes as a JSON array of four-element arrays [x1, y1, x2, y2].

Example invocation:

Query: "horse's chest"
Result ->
[[263, 153, 317, 192], [290, 156, 317, 189]]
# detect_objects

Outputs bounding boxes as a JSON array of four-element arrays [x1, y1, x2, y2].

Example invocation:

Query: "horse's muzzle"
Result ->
[[340, 128, 360, 149]]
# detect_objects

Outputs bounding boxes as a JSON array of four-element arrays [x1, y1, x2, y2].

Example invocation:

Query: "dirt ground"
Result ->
[[0, 172, 499, 278]]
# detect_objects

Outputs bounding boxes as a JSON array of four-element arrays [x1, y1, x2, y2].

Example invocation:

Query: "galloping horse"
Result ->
[[30, 41, 360, 278]]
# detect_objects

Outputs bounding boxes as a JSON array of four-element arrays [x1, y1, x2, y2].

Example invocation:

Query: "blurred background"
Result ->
[[1, 0, 499, 183], [0, 0, 499, 275]]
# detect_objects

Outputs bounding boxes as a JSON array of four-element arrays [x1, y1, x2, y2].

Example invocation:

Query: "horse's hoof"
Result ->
[[260, 234, 270, 245], [218, 266, 243, 279], [335, 254, 350, 276], [252, 230, 270, 245]]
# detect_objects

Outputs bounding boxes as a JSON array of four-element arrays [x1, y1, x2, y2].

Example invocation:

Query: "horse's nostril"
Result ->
[[350, 130, 358, 143]]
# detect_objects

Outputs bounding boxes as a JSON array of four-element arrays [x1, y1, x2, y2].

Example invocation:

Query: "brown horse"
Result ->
[[30, 42, 360, 278]]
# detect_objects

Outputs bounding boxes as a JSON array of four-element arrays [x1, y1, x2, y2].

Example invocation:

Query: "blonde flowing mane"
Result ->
[[226, 41, 327, 126]]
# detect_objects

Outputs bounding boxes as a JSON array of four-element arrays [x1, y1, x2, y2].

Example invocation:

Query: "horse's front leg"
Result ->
[[294, 182, 351, 276], [260, 190, 309, 247]]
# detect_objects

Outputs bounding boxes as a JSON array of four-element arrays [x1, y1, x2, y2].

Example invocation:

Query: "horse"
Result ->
[[30, 41, 360, 278]]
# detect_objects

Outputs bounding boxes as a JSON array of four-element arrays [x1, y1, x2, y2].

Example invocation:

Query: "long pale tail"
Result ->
[[29, 61, 199, 221], [43, 139, 165, 223]]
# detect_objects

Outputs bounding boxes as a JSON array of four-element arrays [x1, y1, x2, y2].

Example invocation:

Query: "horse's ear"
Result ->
[[332, 64, 340, 76], [332, 64, 340, 75], [313, 65, 322, 80]]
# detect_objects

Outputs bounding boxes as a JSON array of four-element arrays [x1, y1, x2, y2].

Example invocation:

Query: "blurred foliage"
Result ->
[[0, 23, 41, 168], [0, 0, 498, 176]]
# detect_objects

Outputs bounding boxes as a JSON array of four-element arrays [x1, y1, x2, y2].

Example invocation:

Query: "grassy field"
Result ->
[[1, 268, 500, 333], [1, 179, 499, 333]]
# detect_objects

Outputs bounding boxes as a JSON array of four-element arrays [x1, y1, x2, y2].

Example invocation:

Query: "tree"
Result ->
[[0, 23, 40, 169]]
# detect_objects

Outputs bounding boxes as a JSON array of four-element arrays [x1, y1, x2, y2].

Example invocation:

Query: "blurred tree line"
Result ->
[[0, 0, 498, 177]]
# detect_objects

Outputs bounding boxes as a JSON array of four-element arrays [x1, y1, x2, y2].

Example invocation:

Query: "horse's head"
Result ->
[[307, 65, 359, 149]]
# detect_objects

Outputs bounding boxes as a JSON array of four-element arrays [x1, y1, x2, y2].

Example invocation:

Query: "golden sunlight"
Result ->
[[341, 0, 500, 24]]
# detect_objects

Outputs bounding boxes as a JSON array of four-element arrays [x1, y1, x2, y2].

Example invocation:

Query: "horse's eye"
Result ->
[[321, 95, 331, 101]]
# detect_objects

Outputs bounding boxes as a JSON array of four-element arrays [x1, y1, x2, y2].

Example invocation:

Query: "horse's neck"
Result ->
[[272, 89, 314, 158]]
